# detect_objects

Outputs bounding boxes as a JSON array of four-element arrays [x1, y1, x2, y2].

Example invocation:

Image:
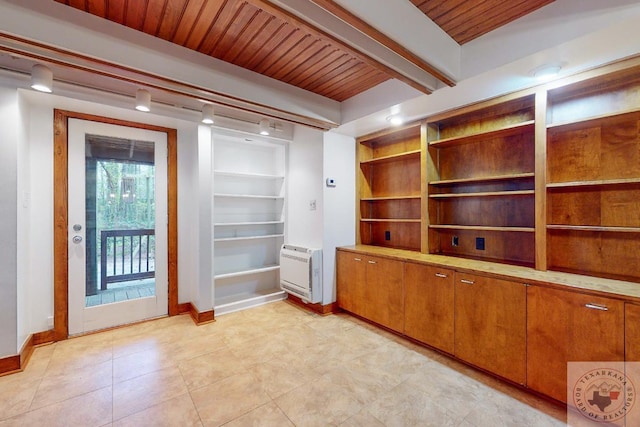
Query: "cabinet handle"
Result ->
[[368, 260, 377, 264], [435, 273, 448, 278], [585, 303, 608, 311], [460, 279, 475, 285], [354, 258, 362, 261]]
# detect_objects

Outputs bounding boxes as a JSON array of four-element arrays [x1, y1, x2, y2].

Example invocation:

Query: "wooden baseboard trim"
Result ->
[[0, 354, 20, 377], [33, 329, 57, 346], [286, 294, 339, 315], [177, 302, 191, 314], [186, 303, 215, 325]]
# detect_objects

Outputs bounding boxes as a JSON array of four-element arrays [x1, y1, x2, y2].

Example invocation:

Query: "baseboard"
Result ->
[[177, 302, 191, 314], [186, 303, 215, 325], [0, 331, 44, 377], [286, 294, 339, 315]]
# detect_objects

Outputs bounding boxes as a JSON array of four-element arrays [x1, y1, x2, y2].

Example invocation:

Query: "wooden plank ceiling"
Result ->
[[55, 0, 555, 101], [411, 0, 556, 45]]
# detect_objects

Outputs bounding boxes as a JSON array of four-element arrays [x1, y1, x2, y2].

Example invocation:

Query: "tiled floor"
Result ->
[[0, 301, 567, 426]]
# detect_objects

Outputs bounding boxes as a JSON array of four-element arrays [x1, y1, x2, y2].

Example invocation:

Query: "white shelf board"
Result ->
[[214, 234, 284, 243], [214, 221, 284, 227], [214, 289, 287, 316], [214, 193, 284, 200], [214, 265, 280, 279], [214, 170, 285, 180]]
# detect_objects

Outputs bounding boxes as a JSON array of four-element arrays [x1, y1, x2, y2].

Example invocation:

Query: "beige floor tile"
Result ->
[[339, 409, 386, 427], [247, 358, 319, 399], [21, 386, 112, 427], [113, 365, 188, 421], [113, 393, 202, 427], [190, 371, 271, 427], [179, 347, 246, 391], [275, 376, 364, 427], [364, 380, 459, 427], [0, 376, 41, 420], [30, 359, 112, 410], [0, 302, 569, 427], [113, 345, 177, 384], [45, 332, 113, 375], [223, 402, 294, 427], [460, 389, 566, 427]]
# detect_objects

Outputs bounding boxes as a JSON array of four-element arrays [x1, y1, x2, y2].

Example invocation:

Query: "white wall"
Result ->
[[322, 132, 356, 305], [194, 126, 214, 312], [0, 85, 19, 357], [18, 89, 203, 336], [17, 92, 31, 352], [287, 126, 324, 249]]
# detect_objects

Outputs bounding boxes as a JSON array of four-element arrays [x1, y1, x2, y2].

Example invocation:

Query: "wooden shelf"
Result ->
[[429, 190, 534, 199], [429, 121, 534, 148], [361, 196, 421, 201], [430, 173, 534, 186], [214, 170, 284, 180], [214, 193, 284, 200], [547, 178, 640, 188], [430, 225, 535, 232], [547, 108, 640, 130], [361, 218, 421, 223], [214, 265, 280, 280], [547, 225, 640, 233], [360, 149, 421, 166], [214, 234, 284, 242]]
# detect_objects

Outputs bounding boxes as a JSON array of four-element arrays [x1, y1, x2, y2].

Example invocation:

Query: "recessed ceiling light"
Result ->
[[386, 115, 404, 126], [531, 64, 562, 81]]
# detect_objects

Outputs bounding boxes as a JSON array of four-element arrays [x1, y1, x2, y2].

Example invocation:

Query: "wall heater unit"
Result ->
[[280, 244, 322, 303]]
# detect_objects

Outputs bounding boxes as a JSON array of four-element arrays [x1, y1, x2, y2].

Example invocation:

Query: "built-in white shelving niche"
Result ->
[[212, 131, 287, 315]]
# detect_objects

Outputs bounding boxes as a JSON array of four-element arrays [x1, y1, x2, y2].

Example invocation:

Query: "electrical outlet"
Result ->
[[476, 237, 485, 250], [385, 230, 391, 241], [309, 200, 316, 210], [452, 235, 459, 247]]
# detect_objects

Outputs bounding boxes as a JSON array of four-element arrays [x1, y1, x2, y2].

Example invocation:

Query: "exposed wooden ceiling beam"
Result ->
[[251, 0, 434, 95], [308, 0, 456, 87]]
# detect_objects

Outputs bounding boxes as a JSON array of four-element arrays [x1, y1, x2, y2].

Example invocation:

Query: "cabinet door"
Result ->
[[527, 286, 624, 402], [454, 273, 526, 384], [364, 256, 404, 333], [336, 251, 366, 317], [627, 303, 640, 361], [404, 263, 454, 353]]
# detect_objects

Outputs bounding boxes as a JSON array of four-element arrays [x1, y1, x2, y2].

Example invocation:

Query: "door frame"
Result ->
[[53, 109, 179, 340]]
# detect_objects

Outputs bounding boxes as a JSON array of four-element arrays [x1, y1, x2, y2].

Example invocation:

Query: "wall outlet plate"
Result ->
[[476, 237, 485, 250]]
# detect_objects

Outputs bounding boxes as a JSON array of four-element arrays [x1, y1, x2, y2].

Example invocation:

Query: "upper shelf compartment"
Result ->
[[429, 121, 534, 148]]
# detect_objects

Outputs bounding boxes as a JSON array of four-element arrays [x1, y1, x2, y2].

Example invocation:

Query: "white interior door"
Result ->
[[68, 119, 168, 335]]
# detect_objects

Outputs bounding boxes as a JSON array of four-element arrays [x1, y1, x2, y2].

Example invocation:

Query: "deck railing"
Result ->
[[100, 228, 155, 291]]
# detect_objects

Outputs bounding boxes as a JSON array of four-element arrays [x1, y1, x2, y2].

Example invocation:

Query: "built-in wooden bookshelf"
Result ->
[[426, 95, 536, 267], [546, 71, 640, 283], [353, 60, 640, 284], [357, 123, 422, 251]]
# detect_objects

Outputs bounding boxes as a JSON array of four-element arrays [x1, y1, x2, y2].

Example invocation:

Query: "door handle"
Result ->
[[460, 279, 475, 285], [435, 273, 448, 278], [72, 235, 83, 244], [585, 303, 608, 311]]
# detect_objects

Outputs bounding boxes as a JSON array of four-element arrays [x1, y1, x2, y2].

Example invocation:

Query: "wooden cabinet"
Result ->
[[626, 303, 640, 361], [454, 272, 527, 384], [527, 285, 624, 402], [336, 250, 404, 333], [546, 69, 640, 283], [426, 96, 536, 267], [336, 250, 366, 317], [404, 263, 454, 354], [357, 124, 423, 251]]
